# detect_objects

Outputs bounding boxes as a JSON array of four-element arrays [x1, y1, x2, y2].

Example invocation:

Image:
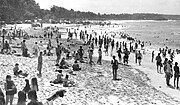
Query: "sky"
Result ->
[[35, 0, 180, 15]]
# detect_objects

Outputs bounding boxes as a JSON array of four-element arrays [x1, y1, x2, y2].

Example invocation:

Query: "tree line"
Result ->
[[0, 0, 180, 23]]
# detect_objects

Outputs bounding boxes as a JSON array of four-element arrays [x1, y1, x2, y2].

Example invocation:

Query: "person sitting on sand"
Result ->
[[3, 41, 11, 54], [50, 70, 63, 84], [59, 58, 70, 69], [63, 75, 75, 87], [13, 63, 28, 78], [72, 60, 81, 71]]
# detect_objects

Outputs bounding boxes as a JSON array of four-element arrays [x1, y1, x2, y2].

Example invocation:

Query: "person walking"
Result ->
[[174, 62, 179, 89], [155, 53, 162, 73], [111, 56, 119, 80], [37, 52, 43, 77]]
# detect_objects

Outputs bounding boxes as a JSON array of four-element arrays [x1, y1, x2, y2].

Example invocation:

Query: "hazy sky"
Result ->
[[35, 0, 180, 15]]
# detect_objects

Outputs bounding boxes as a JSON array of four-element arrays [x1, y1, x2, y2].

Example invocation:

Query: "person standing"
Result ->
[[17, 91, 26, 105], [174, 62, 179, 89], [27, 90, 43, 105], [97, 48, 102, 65], [137, 51, 142, 66], [47, 40, 52, 56], [4, 75, 16, 105], [23, 79, 31, 94], [155, 53, 162, 73], [111, 56, 119, 80], [0, 88, 5, 105], [152, 51, 154, 62], [111, 40, 115, 56], [117, 48, 122, 63], [116, 41, 119, 50], [165, 60, 173, 86], [56, 44, 62, 66], [88, 48, 94, 65], [105, 44, 109, 56], [123, 48, 130, 65], [31, 78, 39, 92], [135, 50, 138, 63], [21, 40, 27, 57], [77, 46, 84, 62], [37, 52, 43, 77], [33, 42, 40, 56]]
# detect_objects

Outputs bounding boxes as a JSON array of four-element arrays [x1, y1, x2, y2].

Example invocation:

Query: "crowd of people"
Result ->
[[0, 24, 180, 105]]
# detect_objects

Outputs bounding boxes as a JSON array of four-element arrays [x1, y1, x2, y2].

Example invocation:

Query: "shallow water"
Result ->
[[116, 20, 180, 50]]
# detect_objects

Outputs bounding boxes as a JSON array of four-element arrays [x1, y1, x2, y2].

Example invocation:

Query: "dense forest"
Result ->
[[0, 0, 180, 23]]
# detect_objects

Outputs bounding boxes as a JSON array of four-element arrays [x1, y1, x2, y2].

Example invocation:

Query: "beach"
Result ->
[[1, 21, 180, 105]]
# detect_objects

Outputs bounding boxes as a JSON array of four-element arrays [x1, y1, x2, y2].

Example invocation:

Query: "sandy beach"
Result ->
[[0, 22, 180, 105]]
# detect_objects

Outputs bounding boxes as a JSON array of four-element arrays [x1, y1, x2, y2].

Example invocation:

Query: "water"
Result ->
[[112, 20, 180, 50]]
